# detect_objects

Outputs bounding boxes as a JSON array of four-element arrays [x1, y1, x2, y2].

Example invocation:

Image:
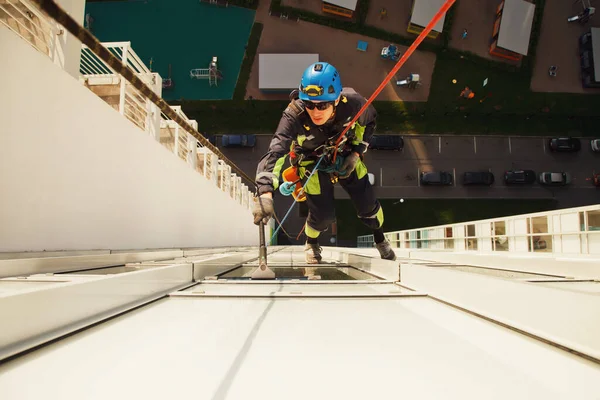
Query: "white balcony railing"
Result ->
[[358, 204, 600, 256], [0, 0, 61, 59], [79, 41, 160, 135]]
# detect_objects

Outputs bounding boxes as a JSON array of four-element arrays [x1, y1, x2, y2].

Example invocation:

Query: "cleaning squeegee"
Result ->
[[251, 221, 275, 279]]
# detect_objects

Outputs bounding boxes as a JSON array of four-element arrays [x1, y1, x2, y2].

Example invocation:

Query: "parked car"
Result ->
[[504, 170, 536, 185], [369, 135, 404, 151], [221, 134, 256, 148], [591, 139, 600, 152], [421, 171, 453, 186], [538, 172, 572, 186], [462, 171, 494, 186], [548, 137, 581, 152]]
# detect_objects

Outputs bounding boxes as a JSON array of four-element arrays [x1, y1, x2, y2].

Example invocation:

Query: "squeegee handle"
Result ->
[[259, 221, 267, 267]]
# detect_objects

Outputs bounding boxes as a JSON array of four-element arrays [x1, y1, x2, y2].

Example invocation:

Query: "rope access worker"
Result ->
[[252, 62, 397, 264]]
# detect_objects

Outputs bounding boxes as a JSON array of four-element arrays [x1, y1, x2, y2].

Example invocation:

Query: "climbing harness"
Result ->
[[271, 0, 457, 243]]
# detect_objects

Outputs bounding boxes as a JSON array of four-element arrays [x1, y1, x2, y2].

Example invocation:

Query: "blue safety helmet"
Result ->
[[298, 62, 342, 102]]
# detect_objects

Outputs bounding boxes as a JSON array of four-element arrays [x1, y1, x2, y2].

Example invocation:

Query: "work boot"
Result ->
[[376, 239, 396, 261], [304, 242, 322, 264]]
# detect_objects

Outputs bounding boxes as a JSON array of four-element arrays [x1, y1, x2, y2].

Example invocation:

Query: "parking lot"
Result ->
[[215, 133, 598, 243], [361, 136, 598, 203], [216, 134, 600, 209]]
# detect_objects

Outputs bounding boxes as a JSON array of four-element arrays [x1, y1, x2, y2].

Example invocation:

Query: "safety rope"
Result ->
[[31, 0, 256, 188], [273, 210, 296, 239], [332, 0, 457, 162]]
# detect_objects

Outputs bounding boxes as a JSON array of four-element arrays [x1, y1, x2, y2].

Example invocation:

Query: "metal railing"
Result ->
[[0, 0, 60, 58], [358, 204, 600, 256], [7, 0, 256, 211], [80, 42, 159, 134]]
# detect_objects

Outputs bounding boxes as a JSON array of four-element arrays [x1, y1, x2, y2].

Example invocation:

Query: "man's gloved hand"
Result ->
[[338, 152, 360, 179], [252, 194, 275, 225]]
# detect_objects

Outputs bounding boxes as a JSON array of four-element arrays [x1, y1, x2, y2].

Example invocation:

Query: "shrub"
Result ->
[[233, 22, 263, 100]]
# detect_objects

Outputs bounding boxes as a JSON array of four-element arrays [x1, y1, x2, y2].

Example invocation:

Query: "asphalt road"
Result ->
[[217, 134, 600, 208], [217, 134, 599, 244]]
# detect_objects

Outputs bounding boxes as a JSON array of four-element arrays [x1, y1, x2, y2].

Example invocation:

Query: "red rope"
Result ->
[[333, 0, 457, 162], [296, 224, 306, 241]]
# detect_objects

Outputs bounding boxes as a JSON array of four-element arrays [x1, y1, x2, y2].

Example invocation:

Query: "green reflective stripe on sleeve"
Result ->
[[356, 159, 367, 179], [351, 123, 366, 145], [305, 223, 321, 238], [271, 155, 287, 190]]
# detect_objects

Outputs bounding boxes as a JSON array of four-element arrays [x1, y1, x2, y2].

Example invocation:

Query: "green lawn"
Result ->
[[334, 198, 558, 241], [176, 96, 600, 136]]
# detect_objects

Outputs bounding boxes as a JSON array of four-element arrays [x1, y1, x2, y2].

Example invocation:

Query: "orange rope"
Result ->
[[332, 0, 457, 162], [296, 224, 306, 241]]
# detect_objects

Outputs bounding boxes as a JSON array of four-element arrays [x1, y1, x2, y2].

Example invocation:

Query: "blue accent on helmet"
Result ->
[[298, 62, 342, 102]]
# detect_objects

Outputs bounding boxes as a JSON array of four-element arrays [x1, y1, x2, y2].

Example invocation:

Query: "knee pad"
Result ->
[[358, 202, 384, 229]]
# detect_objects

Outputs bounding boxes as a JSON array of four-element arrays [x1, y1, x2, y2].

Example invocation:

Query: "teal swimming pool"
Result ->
[[85, 0, 255, 100]]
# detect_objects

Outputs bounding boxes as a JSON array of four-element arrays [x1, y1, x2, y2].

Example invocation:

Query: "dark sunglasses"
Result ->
[[303, 100, 334, 111]]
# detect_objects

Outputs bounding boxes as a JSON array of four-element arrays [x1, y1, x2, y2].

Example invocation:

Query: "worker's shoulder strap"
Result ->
[[284, 91, 306, 119], [287, 99, 305, 117]]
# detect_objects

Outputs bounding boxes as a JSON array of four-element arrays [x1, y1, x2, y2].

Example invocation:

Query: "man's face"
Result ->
[[304, 98, 340, 125]]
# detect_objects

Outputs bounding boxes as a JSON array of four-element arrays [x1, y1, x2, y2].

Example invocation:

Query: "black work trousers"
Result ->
[[305, 168, 382, 235]]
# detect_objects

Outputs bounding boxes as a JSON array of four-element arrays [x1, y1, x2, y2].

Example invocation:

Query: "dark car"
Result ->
[[221, 134, 256, 148], [369, 135, 404, 151], [463, 171, 494, 186], [539, 172, 572, 186], [421, 171, 453, 186], [548, 137, 581, 152], [504, 170, 536, 185]]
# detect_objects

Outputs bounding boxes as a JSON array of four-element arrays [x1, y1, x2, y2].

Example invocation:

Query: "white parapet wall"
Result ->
[[0, 27, 257, 251]]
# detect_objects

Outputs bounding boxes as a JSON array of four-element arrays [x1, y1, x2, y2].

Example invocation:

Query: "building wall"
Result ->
[[54, 0, 86, 79], [0, 28, 257, 251]]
